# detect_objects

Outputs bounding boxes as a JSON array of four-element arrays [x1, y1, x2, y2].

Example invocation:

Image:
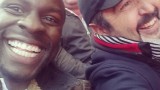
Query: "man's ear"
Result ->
[[89, 23, 110, 35]]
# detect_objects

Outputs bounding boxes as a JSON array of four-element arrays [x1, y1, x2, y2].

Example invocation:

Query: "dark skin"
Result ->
[[0, 0, 65, 90]]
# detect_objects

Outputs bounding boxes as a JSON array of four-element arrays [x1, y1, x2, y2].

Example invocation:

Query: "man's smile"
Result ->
[[138, 16, 160, 35], [8, 40, 42, 58], [139, 17, 157, 29]]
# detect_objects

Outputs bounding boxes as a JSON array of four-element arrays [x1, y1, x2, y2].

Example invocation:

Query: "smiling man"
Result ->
[[79, 0, 160, 90], [0, 0, 78, 90]]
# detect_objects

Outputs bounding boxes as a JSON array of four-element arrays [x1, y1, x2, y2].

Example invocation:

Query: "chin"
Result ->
[[143, 38, 160, 44], [0, 66, 36, 82]]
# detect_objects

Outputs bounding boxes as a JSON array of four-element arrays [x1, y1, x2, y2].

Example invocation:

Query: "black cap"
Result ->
[[78, 0, 121, 25]]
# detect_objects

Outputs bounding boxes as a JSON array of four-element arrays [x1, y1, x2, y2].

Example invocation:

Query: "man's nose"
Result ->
[[17, 12, 45, 33], [138, 1, 155, 16]]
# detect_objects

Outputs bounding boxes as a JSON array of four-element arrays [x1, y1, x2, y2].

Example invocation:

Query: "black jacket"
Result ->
[[36, 63, 79, 90], [61, 9, 93, 63], [86, 42, 160, 90], [54, 9, 94, 79]]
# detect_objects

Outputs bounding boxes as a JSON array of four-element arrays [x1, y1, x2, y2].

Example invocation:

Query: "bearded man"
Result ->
[[79, 0, 160, 90]]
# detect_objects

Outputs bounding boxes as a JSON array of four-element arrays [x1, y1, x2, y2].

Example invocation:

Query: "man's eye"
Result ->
[[42, 16, 59, 26], [120, 1, 131, 10], [11, 7, 23, 13], [4, 5, 24, 15]]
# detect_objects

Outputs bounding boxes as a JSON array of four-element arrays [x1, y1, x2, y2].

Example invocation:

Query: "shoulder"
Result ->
[[87, 52, 160, 90], [89, 66, 152, 90], [36, 64, 79, 90]]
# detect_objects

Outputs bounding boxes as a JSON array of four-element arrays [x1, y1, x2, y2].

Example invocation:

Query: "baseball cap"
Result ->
[[78, 0, 121, 25]]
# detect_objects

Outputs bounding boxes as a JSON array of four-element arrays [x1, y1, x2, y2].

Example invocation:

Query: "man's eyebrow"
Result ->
[[18, 0, 30, 5], [1, 0, 29, 5]]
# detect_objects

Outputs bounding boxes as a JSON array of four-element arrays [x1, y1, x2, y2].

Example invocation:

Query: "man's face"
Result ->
[[0, 0, 65, 81], [94, 0, 160, 43], [63, 0, 78, 9]]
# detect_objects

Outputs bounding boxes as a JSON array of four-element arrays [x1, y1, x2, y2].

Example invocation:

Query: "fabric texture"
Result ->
[[86, 35, 160, 90], [36, 63, 81, 90], [94, 34, 160, 63], [54, 46, 87, 79], [54, 9, 94, 79], [61, 9, 94, 63]]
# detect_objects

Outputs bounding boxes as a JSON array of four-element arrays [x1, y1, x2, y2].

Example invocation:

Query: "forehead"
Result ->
[[0, 0, 65, 19], [0, 0, 65, 13], [0, 0, 63, 5]]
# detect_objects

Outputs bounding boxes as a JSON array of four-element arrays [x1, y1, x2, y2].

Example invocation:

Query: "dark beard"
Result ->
[[137, 7, 159, 33]]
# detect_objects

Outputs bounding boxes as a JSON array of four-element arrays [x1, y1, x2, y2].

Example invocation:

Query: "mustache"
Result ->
[[137, 8, 159, 28]]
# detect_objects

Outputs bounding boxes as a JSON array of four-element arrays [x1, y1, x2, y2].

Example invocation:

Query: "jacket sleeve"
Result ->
[[61, 10, 94, 63], [87, 62, 152, 90], [54, 47, 89, 79]]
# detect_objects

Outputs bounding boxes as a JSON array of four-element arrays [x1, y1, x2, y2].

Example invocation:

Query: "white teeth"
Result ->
[[11, 47, 37, 57], [8, 40, 41, 53], [140, 18, 156, 29], [8, 40, 41, 58]]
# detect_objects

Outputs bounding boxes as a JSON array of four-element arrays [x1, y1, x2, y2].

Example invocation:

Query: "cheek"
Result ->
[[47, 28, 61, 44], [110, 15, 134, 33], [121, 13, 138, 28], [110, 14, 141, 40], [119, 13, 139, 33], [153, 0, 160, 7], [46, 29, 61, 59], [0, 10, 19, 29]]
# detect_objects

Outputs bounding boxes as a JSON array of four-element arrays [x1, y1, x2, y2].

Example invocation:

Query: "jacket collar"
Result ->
[[93, 33, 160, 65]]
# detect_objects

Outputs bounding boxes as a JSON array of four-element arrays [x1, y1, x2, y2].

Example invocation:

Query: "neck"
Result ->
[[0, 72, 41, 90], [3, 77, 30, 90], [5, 78, 30, 90]]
